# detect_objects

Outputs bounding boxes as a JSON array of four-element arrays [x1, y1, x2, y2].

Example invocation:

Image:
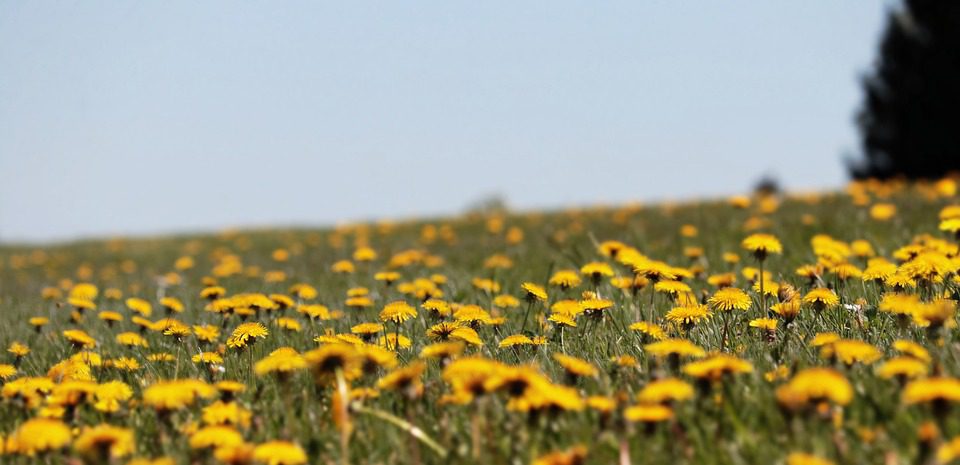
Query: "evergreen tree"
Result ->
[[853, 0, 960, 179]]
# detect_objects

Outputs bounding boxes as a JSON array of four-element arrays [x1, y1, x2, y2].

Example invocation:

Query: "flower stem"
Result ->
[[352, 403, 448, 459]]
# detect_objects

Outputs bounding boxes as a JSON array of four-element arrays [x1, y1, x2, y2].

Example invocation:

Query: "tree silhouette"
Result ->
[[852, 0, 960, 179]]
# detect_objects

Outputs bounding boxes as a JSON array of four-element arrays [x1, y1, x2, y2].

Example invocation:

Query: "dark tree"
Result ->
[[852, 0, 960, 179]]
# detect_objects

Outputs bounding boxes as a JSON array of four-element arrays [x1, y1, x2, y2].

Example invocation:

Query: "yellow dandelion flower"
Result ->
[[938, 436, 960, 464], [770, 300, 801, 322], [820, 339, 882, 365], [8, 342, 29, 357], [548, 313, 577, 327], [252, 441, 307, 465], [742, 233, 783, 259], [377, 361, 426, 392], [74, 424, 135, 459], [877, 357, 928, 380], [553, 353, 598, 378], [644, 339, 705, 359], [125, 297, 153, 317], [580, 262, 614, 279], [254, 348, 307, 376], [202, 401, 252, 428], [532, 445, 588, 465], [499, 334, 535, 348], [8, 418, 72, 455], [893, 339, 931, 363], [749, 317, 778, 332], [379, 301, 418, 324], [62, 329, 96, 349], [189, 425, 244, 450], [778, 368, 853, 407], [629, 321, 666, 340], [549, 270, 582, 289], [226, 323, 269, 349], [624, 404, 674, 423], [903, 377, 960, 405], [682, 354, 753, 381], [665, 305, 712, 326], [521, 282, 548, 302], [143, 380, 216, 411], [708, 287, 752, 311], [786, 452, 835, 465], [638, 378, 694, 404], [579, 298, 613, 315], [802, 288, 840, 310]]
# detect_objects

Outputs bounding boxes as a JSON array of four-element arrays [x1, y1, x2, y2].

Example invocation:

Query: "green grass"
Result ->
[[1, 182, 959, 465]]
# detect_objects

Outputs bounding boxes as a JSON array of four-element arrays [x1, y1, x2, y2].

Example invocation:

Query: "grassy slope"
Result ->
[[0, 184, 956, 465]]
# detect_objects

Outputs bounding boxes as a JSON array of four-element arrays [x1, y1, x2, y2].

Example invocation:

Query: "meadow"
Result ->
[[2, 178, 960, 465]]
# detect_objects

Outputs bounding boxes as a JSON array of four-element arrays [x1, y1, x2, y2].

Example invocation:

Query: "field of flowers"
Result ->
[[2, 179, 960, 465]]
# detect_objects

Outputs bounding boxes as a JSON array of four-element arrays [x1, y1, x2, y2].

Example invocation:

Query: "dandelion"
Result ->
[[625, 403, 673, 424], [903, 377, 960, 407], [749, 317, 778, 339], [252, 441, 308, 465], [193, 351, 224, 365], [877, 357, 928, 381], [521, 282, 548, 302], [532, 445, 588, 465], [189, 425, 244, 450], [580, 262, 614, 283], [420, 341, 465, 361], [493, 294, 520, 308], [579, 298, 613, 317], [770, 300, 801, 322], [379, 301, 418, 324], [893, 339, 931, 362], [226, 323, 269, 349], [7, 418, 72, 456], [708, 287, 752, 311], [742, 233, 783, 260], [913, 298, 957, 331], [742, 233, 782, 313], [802, 288, 840, 311], [422, 299, 452, 318], [304, 344, 362, 384], [820, 339, 882, 366], [8, 341, 29, 360], [549, 270, 582, 290], [939, 436, 960, 464], [28, 317, 49, 333], [377, 361, 426, 397], [74, 424, 135, 459], [254, 347, 307, 377], [629, 321, 666, 341], [682, 354, 753, 382], [638, 378, 694, 404], [553, 353, 598, 380], [143, 379, 216, 412], [776, 368, 853, 409], [499, 334, 535, 348], [665, 304, 712, 330], [645, 339, 705, 359], [201, 286, 227, 300], [63, 329, 96, 349], [654, 280, 691, 299], [203, 400, 252, 428], [786, 453, 835, 465], [548, 313, 577, 328], [0, 364, 16, 380], [126, 297, 153, 317]]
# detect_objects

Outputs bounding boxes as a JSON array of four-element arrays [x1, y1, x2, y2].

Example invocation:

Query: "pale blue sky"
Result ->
[[0, 2, 890, 242]]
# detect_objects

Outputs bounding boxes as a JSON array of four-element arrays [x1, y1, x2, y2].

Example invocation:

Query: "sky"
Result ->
[[0, 2, 892, 242]]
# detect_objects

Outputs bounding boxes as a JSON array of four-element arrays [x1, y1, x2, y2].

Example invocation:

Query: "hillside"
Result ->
[[1, 178, 960, 465]]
